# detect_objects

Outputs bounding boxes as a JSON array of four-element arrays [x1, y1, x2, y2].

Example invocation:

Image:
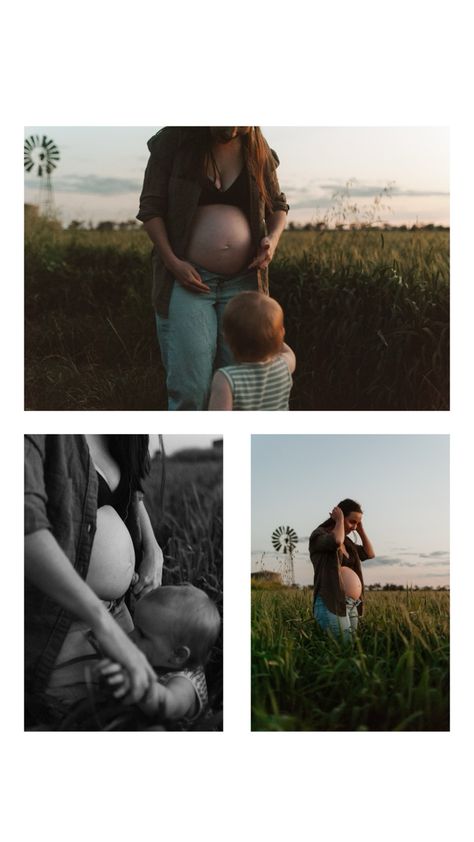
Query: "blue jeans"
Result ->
[[313, 594, 361, 641], [156, 266, 259, 410]]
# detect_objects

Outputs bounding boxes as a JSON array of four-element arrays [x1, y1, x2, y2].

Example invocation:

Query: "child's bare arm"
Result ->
[[280, 342, 296, 374], [98, 660, 198, 720], [139, 676, 198, 720], [208, 371, 233, 411]]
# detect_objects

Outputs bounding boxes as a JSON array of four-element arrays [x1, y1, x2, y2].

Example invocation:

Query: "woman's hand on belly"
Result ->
[[169, 256, 211, 294], [248, 235, 276, 270], [133, 540, 164, 598]]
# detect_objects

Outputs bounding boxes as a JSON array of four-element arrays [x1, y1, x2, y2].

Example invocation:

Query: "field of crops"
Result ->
[[252, 586, 449, 731], [25, 218, 449, 410], [143, 450, 223, 722]]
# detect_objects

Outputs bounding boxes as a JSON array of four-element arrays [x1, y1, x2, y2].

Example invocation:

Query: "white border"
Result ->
[[4, 1, 473, 839]]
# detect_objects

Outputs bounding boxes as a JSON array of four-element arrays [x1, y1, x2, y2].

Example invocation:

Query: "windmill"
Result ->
[[24, 134, 60, 217], [271, 525, 298, 586]]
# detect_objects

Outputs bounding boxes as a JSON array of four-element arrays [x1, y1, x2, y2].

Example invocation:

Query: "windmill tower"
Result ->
[[24, 134, 60, 218], [271, 525, 298, 586]]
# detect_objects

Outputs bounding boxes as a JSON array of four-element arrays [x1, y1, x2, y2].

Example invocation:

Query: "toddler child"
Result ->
[[98, 584, 221, 725], [208, 291, 296, 410]]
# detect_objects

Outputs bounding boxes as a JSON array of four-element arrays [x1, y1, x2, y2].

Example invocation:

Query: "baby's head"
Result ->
[[223, 291, 285, 363], [132, 585, 221, 670]]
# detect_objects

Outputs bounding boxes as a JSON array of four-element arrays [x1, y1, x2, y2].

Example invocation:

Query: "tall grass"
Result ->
[[272, 230, 449, 409], [143, 453, 223, 712], [25, 221, 449, 409], [252, 587, 449, 731]]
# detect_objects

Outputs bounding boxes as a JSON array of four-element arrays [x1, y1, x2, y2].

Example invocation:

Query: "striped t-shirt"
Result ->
[[219, 355, 292, 411]]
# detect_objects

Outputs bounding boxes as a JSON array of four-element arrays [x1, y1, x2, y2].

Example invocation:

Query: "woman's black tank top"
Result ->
[[198, 167, 250, 218], [97, 471, 131, 521]]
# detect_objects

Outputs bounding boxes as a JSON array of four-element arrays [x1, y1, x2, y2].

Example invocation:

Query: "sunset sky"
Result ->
[[24, 126, 449, 228], [251, 435, 449, 588]]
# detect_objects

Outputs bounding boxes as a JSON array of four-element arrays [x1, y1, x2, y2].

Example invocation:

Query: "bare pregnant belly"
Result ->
[[86, 505, 135, 600], [185, 205, 253, 274], [340, 566, 362, 600]]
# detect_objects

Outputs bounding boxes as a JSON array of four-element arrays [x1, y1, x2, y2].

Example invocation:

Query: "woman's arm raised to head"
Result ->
[[355, 521, 375, 559], [330, 506, 345, 547]]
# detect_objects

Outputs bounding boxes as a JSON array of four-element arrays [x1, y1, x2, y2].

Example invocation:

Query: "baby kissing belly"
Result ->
[[186, 204, 253, 274], [340, 566, 362, 600], [86, 505, 135, 600]]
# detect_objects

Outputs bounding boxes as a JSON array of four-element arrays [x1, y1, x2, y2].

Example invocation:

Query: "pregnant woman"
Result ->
[[25, 434, 163, 727], [137, 126, 289, 410], [308, 499, 375, 640]]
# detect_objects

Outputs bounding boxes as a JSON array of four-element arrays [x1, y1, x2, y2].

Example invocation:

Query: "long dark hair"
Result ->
[[319, 498, 363, 530], [107, 435, 150, 492], [188, 127, 274, 212]]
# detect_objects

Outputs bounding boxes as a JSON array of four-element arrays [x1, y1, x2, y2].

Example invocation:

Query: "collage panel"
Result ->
[[251, 434, 449, 732], [24, 434, 223, 732], [24, 126, 448, 413]]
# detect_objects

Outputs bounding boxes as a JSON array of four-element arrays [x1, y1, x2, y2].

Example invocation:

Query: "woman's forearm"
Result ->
[[358, 525, 375, 559], [25, 529, 107, 628], [332, 517, 345, 547], [26, 530, 157, 701], [143, 217, 179, 270], [266, 210, 287, 245], [138, 500, 158, 550]]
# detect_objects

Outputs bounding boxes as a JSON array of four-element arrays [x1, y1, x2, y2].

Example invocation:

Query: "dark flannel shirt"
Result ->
[[137, 127, 289, 317], [24, 435, 142, 696], [308, 526, 370, 617]]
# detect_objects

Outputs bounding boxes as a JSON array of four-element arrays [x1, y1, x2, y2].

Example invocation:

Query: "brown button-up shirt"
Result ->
[[25, 435, 142, 698], [137, 127, 289, 317], [308, 526, 370, 617]]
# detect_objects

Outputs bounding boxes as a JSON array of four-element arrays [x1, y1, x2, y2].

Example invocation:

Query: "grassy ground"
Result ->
[[252, 586, 449, 731], [25, 221, 449, 410], [143, 450, 223, 718]]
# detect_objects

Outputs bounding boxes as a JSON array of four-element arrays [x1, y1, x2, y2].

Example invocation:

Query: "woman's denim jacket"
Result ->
[[137, 127, 289, 317], [24, 435, 142, 697]]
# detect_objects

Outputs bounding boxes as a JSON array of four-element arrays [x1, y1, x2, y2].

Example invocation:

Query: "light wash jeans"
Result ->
[[313, 594, 361, 642], [156, 265, 259, 410]]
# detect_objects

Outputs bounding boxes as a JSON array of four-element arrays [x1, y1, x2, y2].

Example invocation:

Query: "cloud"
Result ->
[[26, 174, 140, 196], [364, 556, 410, 567], [364, 554, 449, 569], [281, 179, 450, 210], [319, 182, 449, 198], [419, 551, 449, 559]]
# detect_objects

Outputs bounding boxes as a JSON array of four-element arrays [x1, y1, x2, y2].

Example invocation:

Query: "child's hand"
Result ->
[[97, 658, 131, 699]]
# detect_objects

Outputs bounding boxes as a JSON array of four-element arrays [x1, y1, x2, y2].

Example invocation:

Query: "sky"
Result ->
[[251, 435, 449, 588], [150, 434, 219, 456], [24, 126, 449, 227]]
